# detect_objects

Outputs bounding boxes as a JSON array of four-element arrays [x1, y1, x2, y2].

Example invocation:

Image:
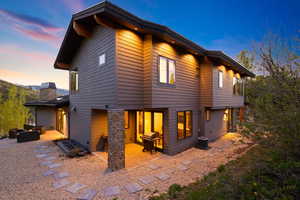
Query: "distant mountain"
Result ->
[[0, 79, 39, 102], [25, 85, 69, 96]]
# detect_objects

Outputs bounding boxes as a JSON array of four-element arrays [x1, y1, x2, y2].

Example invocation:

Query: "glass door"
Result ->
[[135, 111, 164, 150]]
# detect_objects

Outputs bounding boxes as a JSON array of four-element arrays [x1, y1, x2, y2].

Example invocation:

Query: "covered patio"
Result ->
[[93, 143, 161, 169]]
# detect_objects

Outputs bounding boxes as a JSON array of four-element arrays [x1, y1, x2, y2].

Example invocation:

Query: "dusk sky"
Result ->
[[0, 0, 299, 89]]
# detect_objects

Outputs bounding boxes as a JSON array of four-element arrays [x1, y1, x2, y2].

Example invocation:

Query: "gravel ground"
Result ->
[[0, 131, 251, 200]]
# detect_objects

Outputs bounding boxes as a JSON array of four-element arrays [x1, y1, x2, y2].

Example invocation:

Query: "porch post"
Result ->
[[107, 109, 125, 171]]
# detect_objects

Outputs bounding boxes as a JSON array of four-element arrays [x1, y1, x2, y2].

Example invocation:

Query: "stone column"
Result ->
[[107, 109, 125, 171]]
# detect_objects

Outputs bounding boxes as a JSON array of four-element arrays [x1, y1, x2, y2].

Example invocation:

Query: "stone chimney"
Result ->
[[40, 82, 56, 101]]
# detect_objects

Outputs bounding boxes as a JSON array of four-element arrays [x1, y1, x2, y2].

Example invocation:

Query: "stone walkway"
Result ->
[[0, 131, 251, 200]]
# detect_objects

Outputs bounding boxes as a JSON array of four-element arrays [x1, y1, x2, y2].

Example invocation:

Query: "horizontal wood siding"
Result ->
[[36, 107, 56, 129], [116, 29, 144, 109], [143, 34, 153, 107], [167, 107, 199, 155], [69, 25, 116, 149], [204, 110, 227, 141], [212, 66, 244, 107], [199, 57, 213, 107], [152, 38, 200, 108]]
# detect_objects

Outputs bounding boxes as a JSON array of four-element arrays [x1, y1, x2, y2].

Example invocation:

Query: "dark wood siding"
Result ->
[[116, 29, 144, 109], [151, 38, 200, 108], [69, 25, 116, 149], [212, 66, 244, 107], [199, 57, 213, 107]]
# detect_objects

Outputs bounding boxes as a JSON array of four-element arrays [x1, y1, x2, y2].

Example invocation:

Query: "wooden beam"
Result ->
[[56, 62, 70, 69], [93, 15, 114, 28], [72, 21, 92, 38]]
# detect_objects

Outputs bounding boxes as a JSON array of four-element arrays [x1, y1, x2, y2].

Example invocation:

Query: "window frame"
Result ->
[[205, 109, 211, 121], [99, 53, 106, 66], [70, 70, 79, 94], [233, 76, 244, 96], [124, 111, 129, 129], [158, 56, 176, 86], [218, 70, 223, 88], [177, 110, 193, 140]]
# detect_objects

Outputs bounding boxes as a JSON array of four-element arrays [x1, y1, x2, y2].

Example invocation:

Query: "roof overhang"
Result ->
[[206, 51, 255, 77], [54, 1, 255, 78]]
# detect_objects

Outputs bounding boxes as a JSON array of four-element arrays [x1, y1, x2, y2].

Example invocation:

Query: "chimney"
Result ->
[[40, 82, 56, 101]]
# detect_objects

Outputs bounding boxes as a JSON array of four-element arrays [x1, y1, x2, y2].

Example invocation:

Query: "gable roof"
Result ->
[[54, 1, 255, 77]]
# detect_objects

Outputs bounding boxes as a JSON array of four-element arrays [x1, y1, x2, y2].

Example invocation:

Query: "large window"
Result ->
[[70, 71, 78, 93], [159, 56, 175, 84], [177, 111, 192, 140], [233, 77, 244, 95], [218, 71, 223, 88]]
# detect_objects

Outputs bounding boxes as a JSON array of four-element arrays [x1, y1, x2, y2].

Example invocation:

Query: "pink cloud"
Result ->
[[13, 25, 62, 47], [0, 9, 64, 47]]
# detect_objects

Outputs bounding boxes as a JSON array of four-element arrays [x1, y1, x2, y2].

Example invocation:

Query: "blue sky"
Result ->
[[0, 0, 299, 89]]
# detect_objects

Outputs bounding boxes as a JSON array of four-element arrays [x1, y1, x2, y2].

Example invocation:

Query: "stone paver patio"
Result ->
[[0, 131, 251, 199]]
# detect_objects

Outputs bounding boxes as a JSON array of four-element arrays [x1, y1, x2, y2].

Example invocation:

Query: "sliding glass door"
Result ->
[[136, 111, 164, 150]]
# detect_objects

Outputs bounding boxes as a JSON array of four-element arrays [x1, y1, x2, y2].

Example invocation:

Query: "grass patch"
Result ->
[[150, 145, 300, 200]]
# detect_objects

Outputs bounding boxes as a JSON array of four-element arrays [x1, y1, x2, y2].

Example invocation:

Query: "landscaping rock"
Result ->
[[124, 183, 143, 193], [54, 172, 69, 179], [66, 183, 87, 193], [77, 189, 98, 200], [138, 175, 155, 184], [155, 173, 170, 181], [48, 163, 62, 169], [53, 179, 70, 189], [43, 170, 56, 176], [103, 186, 120, 197]]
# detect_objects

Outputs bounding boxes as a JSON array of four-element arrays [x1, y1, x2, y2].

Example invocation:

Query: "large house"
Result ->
[[30, 1, 255, 171]]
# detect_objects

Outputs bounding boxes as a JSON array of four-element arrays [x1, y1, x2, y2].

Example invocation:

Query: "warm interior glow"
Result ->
[[228, 70, 234, 77], [218, 65, 226, 71], [236, 73, 241, 79]]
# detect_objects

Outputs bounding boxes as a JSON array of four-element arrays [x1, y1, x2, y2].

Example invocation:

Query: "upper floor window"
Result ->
[[218, 71, 223, 88], [70, 71, 78, 93], [159, 56, 175, 85], [233, 76, 244, 95], [177, 111, 192, 140], [99, 53, 106, 66]]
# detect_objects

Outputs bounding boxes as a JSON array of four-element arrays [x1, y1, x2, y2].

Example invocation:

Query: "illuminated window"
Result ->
[[218, 71, 223, 88], [177, 111, 192, 140], [205, 109, 211, 121], [159, 56, 175, 84], [124, 111, 129, 129], [99, 53, 106, 66], [233, 76, 244, 95], [70, 71, 78, 93]]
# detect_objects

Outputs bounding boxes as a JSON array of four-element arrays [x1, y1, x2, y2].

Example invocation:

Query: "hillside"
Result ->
[[0, 79, 39, 102]]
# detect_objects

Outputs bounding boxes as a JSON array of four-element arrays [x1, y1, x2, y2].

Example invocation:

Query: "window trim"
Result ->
[[99, 53, 106, 66], [205, 109, 211, 121], [158, 55, 176, 86], [233, 76, 244, 96], [124, 111, 129, 129], [177, 110, 193, 140], [70, 70, 79, 94], [218, 70, 223, 88]]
